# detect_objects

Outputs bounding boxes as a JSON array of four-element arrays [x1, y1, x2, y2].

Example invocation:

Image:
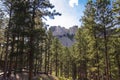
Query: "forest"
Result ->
[[0, 0, 120, 80]]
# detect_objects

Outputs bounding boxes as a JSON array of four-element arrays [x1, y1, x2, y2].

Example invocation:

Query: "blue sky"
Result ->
[[44, 0, 88, 29]]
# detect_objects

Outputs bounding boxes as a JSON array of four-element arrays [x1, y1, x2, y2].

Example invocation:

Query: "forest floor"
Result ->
[[0, 72, 59, 80]]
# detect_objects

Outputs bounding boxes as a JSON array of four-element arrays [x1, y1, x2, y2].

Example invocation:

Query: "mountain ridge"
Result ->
[[49, 26, 78, 47]]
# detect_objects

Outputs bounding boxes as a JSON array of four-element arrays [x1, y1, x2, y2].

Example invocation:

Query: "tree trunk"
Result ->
[[55, 52, 58, 76], [20, 35, 24, 72], [8, 35, 15, 76], [47, 46, 50, 74], [55, 47, 58, 76], [39, 43, 43, 71], [45, 39, 47, 74], [4, 5, 12, 79], [59, 62, 62, 76], [103, 26, 109, 80], [72, 62, 77, 80], [29, 35, 34, 80], [29, 1, 36, 80], [93, 26, 100, 80]]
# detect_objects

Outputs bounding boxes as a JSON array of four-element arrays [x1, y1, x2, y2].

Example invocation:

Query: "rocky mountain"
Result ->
[[49, 26, 78, 47]]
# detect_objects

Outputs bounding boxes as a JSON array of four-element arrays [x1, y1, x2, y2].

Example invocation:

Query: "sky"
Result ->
[[44, 0, 88, 29]]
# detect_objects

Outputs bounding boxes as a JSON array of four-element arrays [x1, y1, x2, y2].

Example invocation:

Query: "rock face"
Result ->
[[49, 26, 78, 47]]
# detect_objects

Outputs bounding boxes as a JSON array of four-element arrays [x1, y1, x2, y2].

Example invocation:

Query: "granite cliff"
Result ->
[[49, 26, 78, 47]]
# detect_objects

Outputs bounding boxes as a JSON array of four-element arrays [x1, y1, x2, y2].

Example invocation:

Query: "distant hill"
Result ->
[[49, 26, 78, 47]]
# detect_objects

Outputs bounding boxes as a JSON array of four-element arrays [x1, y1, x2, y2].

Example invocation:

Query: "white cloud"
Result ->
[[69, 0, 78, 7], [44, 0, 83, 28], [45, 14, 80, 29]]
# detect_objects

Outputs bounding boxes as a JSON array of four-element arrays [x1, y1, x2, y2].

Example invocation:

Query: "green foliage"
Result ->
[[0, 0, 120, 80]]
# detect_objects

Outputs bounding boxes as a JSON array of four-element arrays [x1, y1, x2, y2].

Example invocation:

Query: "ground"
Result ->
[[0, 72, 59, 80]]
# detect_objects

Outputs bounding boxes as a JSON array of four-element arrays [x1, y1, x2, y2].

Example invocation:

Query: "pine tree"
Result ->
[[113, 0, 120, 25], [75, 28, 88, 80], [51, 37, 61, 76], [1, 0, 60, 79], [81, 0, 101, 79], [95, 0, 113, 80]]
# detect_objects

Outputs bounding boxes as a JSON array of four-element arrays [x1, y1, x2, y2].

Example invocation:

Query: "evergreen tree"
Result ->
[[51, 37, 62, 76], [113, 0, 120, 26], [95, 0, 113, 80], [75, 28, 88, 80], [1, 0, 60, 79], [82, 0, 100, 79]]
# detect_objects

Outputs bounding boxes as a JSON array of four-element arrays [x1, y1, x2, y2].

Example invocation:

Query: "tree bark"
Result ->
[[4, 4, 12, 79], [103, 25, 109, 80], [72, 62, 77, 80], [29, 1, 36, 80]]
